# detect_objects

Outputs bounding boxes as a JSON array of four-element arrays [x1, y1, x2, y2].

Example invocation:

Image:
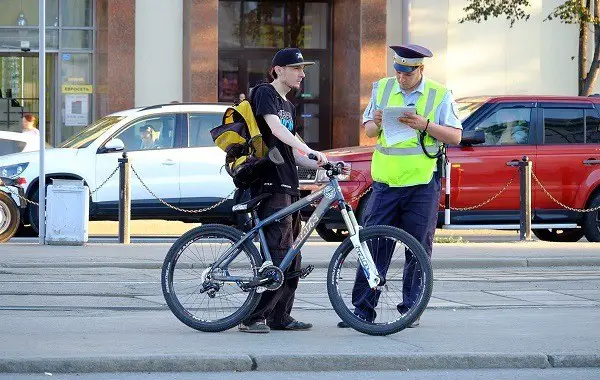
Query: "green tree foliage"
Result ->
[[459, 0, 600, 96]]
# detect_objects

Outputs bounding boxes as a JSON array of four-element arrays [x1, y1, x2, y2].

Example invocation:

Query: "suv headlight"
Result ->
[[0, 162, 29, 178], [315, 162, 352, 183]]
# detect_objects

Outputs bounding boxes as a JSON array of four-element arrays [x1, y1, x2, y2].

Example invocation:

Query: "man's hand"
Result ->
[[307, 149, 328, 166], [398, 112, 428, 131], [373, 109, 383, 126]]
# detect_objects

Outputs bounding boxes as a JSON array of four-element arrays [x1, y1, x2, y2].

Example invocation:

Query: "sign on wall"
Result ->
[[64, 94, 89, 127]]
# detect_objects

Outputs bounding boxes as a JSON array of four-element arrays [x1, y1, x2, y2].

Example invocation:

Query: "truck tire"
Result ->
[[0, 192, 20, 243], [532, 228, 584, 242], [583, 192, 600, 242]]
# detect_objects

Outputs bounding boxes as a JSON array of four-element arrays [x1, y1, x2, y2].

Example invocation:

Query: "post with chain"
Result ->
[[118, 152, 131, 244], [519, 156, 532, 241]]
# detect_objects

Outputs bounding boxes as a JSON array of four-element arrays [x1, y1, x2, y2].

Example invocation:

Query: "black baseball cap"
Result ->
[[271, 47, 315, 68]]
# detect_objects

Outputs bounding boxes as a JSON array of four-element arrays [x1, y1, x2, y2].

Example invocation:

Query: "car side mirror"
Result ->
[[101, 138, 125, 153], [460, 130, 486, 146]]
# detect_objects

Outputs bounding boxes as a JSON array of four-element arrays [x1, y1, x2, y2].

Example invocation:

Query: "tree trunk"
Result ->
[[583, 0, 600, 95]]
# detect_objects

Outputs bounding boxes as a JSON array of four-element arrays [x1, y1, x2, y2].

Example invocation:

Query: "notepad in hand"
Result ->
[[382, 106, 417, 145]]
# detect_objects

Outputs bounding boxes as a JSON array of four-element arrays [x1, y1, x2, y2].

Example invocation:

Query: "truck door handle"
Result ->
[[583, 158, 600, 165], [506, 159, 520, 167], [161, 159, 176, 166]]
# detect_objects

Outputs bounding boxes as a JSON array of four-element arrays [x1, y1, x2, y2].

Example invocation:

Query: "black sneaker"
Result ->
[[269, 319, 312, 331], [238, 320, 270, 333]]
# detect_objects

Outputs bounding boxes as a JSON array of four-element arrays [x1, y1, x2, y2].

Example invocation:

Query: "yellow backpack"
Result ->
[[210, 95, 270, 189]]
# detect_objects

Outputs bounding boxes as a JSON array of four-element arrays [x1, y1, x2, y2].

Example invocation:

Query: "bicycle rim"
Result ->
[[163, 225, 261, 331], [328, 226, 433, 335]]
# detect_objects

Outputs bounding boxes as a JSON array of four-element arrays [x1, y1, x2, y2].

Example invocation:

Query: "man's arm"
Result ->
[[363, 83, 382, 138], [263, 114, 327, 164]]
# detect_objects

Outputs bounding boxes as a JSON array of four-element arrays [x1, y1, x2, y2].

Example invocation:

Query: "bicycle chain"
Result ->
[[532, 171, 600, 213], [130, 165, 235, 214]]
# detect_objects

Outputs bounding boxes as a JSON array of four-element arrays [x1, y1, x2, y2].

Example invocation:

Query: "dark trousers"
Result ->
[[351, 177, 440, 321], [244, 192, 302, 327]]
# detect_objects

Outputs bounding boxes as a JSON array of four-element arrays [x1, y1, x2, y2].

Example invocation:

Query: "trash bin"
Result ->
[[46, 179, 89, 245]]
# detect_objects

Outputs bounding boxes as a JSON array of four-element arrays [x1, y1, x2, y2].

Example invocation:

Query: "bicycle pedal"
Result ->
[[300, 265, 314, 279]]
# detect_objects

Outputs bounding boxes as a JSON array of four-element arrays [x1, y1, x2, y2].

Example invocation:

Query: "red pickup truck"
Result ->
[[299, 95, 600, 243]]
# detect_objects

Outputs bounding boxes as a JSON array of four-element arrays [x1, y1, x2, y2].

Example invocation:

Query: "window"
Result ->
[[188, 113, 222, 147], [474, 107, 531, 146], [0, 139, 26, 155], [543, 108, 584, 144], [586, 108, 600, 144], [113, 115, 176, 152]]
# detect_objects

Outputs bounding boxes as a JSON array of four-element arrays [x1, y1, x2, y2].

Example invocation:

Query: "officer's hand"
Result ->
[[373, 109, 383, 126], [308, 149, 328, 166], [399, 112, 428, 131]]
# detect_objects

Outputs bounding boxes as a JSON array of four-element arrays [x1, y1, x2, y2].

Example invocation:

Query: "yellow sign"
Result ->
[[62, 84, 93, 94]]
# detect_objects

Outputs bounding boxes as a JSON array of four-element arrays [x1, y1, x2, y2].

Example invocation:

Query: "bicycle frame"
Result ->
[[210, 175, 382, 289]]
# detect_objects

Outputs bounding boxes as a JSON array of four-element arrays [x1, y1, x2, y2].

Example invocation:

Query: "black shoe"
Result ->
[[269, 319, 312, 331], [238, 320, 270, 333], [337, 314, 369, 328], [397, 304, 410, 314]]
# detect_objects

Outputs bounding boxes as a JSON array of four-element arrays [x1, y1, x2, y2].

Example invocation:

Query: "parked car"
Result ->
[[0, 176, 25, 242], [300, 95, 600, 243], [0, 131, 48, 156], [0, 103, 236, 234]]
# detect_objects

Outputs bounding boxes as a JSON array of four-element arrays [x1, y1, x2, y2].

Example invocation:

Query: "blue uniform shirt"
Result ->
[[362, 76, 463, 129]]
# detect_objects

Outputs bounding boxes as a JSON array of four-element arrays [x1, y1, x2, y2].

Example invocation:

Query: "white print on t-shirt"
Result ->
[[278, 109, 294, 132]]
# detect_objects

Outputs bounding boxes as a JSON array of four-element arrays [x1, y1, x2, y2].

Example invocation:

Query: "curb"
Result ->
[[0, 355, 253, 374], [3, 257, 600, 269], [2, 353, 599, 373]]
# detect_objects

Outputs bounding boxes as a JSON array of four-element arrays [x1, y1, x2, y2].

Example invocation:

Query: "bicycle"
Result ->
[[161, 153, 433, 336]]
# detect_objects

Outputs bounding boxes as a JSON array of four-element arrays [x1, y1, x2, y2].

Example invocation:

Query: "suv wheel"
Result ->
[[583, 192, 600, 242], [315, 224, 348, 242], [0, 192, 20, 242], [532, 228, 584, 242]]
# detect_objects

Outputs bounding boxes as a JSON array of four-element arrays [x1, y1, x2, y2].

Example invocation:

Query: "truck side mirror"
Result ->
[[460, 130, 486, 146]]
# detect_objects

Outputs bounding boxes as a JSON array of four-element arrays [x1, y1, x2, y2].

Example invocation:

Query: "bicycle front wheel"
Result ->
[[327, 225, 433, 336], [162, 224, 263, 332]]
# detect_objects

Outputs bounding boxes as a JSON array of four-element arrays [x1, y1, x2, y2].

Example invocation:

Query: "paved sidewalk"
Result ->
[[1, 240, 600, 269], [0, 308, 598, 373]]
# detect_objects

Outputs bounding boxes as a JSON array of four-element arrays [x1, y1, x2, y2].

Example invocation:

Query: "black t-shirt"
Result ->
[[251, 84, 299, 196]]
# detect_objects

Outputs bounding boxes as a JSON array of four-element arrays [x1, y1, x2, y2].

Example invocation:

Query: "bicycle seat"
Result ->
[[232, 193, 272, 214]]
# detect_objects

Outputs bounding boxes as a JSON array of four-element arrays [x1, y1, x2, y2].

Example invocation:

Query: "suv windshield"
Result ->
[[59, 116, 126, 149], [456, 97, 488, 121]]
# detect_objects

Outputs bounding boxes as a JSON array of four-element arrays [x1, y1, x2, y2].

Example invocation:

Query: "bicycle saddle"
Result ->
[[232, 193, 272, 214]]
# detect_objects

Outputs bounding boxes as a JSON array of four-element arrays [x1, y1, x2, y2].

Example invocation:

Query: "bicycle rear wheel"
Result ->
[[327, 225, 433, 336], [161, 224, 262, 332]]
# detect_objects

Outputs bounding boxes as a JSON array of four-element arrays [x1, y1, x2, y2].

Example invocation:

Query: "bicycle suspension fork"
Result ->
[[339, 201, 381, 289]]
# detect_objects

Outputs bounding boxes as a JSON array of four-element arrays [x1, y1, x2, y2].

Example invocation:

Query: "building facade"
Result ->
[[0, 0, 589, 149]]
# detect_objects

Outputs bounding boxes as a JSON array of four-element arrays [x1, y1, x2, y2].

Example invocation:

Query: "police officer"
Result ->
[[338, 44, 462, 328]]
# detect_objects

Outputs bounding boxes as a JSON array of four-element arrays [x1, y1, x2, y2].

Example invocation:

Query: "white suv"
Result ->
[[0, 103, 235, 233]]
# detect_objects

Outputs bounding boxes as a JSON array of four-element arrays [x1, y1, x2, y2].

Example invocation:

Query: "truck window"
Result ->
[[474, 107, 532, 146], [585, 108, 600, 143], [543, 108, 584, 144]]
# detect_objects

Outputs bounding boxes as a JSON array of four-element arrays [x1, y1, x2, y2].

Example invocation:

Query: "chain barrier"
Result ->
[[439, 171, 518, 211], [1, 165, 121, 208], [532, 171, 600, 213], [130, 165, 235, 214]]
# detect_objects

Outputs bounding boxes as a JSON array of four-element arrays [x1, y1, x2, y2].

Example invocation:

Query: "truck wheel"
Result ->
[[0, 192, 20, 243], [583, 192, 600, 242], [532, 228, 584, 242], [315, 224, 347, 242]]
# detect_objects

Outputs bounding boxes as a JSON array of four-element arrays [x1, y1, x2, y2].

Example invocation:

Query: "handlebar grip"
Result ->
[[308, 153, 317, 161]]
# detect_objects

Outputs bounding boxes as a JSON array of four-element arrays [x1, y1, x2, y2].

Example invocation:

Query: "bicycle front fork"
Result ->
[[340, 205, 381, 289]]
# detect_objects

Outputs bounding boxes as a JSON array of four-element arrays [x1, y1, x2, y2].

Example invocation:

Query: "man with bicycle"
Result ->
[[338, 44, 462, 328], [238, 47, 329, 333]]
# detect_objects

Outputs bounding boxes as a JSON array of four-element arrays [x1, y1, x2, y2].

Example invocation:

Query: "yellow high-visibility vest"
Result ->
[[371, 77, 447, 187]]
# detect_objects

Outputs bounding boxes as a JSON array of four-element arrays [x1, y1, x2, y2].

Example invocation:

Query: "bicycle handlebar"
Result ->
[[308, 153, 343, 176]]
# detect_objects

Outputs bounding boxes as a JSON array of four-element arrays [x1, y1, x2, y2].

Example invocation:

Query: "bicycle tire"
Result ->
[[162, 224, 263, 332], [327, 225, 433, 336]]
